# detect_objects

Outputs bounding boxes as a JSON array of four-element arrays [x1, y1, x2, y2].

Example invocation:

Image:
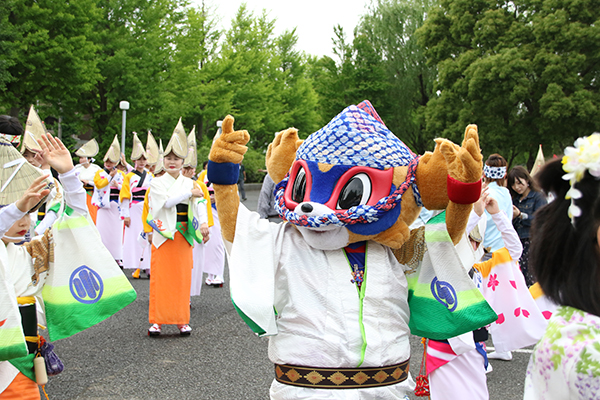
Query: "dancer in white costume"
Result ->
[[73, 139, 101, 223], [182, 126, 213, 296], [201, 186, 225, 287], [93, 135, 125, 267], [121, 133, 152, 276], [197, 161, 225, 286], [19, 106, 65, 237]]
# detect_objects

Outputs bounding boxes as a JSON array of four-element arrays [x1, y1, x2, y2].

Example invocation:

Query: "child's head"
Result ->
[[2, 213, 31, 244], [104, 160, 116, 170], [508, 165, 538, 198], [22, 149, 40, 167], [530, 135, 600, 316], [134, 156, 147, 171], [483, 153, 508, 186]]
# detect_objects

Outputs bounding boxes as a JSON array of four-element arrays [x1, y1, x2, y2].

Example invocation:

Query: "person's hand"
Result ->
[[33, 151, 48, 170], [191, 182, 203, 198], [473, 187, 488, 217], [109, 168, 118, 177], [484, 193, 500, 215], [123, 217, 130, 227], [15, 175, 51, 212], [147, 232, 153, 243], [512, 205, 521, 219], [39, 133, 74, 174], [200, 223, 209, 243]]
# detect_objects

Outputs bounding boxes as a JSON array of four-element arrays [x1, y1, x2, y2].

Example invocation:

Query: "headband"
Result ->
[[483, 165, 506, 180]]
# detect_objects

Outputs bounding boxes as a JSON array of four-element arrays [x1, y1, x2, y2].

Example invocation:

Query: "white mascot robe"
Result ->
[[228, 205, 414, 400]]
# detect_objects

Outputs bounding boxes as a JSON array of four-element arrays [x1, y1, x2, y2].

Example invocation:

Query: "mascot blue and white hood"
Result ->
[[274, 100, 423, 237]]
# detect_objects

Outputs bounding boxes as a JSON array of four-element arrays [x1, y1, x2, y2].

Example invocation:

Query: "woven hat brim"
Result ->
[[0, 139, 53, 210]]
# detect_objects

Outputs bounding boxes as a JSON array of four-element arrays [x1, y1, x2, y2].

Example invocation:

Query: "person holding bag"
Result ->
[[0, 133, 136, 399]]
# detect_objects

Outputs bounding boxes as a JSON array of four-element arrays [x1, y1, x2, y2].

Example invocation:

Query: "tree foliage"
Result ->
[[418, 0, 600, 165]]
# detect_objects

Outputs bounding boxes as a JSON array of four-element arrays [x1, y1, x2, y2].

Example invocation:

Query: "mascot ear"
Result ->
[[266, 128, 303, 183]]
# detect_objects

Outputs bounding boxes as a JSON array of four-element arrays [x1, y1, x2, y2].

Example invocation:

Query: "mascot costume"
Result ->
[[208, 101, 497, 399]]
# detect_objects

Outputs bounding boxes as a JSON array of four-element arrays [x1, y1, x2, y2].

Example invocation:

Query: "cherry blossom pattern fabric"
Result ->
[[524, 306, 600, 399]]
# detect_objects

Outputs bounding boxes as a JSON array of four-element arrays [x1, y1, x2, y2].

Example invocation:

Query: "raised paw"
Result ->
[[209, 115, 250, 164], [265, 128, 303, 183]]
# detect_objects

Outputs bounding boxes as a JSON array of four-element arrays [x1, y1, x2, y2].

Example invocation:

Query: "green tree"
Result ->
[[81, 0, 189, 153], [418, 0, 600, 165], [359, 0, 437, 154], [0, 0, 100, 120]]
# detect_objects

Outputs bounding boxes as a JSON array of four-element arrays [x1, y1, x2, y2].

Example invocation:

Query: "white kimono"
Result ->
[[120, 170, 152, 270], [228, 205, 414, 400], [0, 169, 87, 393], [148, 173, 207, 249]]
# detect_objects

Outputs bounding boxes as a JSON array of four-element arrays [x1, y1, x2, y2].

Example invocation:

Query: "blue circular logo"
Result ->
[[69, 265, 104, 304], [430, 277, 458, 312], [192, 217, 199, 230]]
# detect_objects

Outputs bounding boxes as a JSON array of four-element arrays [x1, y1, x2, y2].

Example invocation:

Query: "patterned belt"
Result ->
[[274, 359, 409, 389]]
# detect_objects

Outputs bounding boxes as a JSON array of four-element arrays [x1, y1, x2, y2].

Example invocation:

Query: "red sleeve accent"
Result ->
[[447, 176, 481, 204]]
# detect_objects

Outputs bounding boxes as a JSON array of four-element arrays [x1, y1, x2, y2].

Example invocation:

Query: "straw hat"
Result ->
[[131, 132, 146, 161], [164, 118, 188, 159], [183, 125, 197, 168], [20, 105, 46, 154], [75, 138, 99, 158], [0, 137, 52, 210], [155, 139, 165, 174], [146, 131, 159, 165], [104, 135, 121, 163]]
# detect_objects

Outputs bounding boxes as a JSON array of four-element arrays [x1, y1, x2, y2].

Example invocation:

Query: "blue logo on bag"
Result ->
[[69, 266, 104, 304], [431, 277, 457, 312], [192, 217, 199, 230]]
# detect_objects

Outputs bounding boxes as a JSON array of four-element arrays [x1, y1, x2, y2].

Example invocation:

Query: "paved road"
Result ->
[[45, 187, 530, 399]]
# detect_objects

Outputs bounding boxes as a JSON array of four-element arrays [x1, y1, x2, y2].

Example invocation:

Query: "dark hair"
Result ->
[[507, 165, 540, 198], [0, 115, 23, 136], [529, 158, 600, 316], [484, 153, 507, 185]]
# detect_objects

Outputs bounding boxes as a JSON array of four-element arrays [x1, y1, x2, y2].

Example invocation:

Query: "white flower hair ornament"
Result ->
[[562, 133, 600, 225]]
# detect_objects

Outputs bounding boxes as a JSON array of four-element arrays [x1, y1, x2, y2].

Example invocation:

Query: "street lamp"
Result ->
[[119, 101, 130, 152]]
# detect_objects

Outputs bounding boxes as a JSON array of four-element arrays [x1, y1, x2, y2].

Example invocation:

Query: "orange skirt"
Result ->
[[149, 232, 193, 325], [86, 193, 98, 224], [0, 372, 40, 400]]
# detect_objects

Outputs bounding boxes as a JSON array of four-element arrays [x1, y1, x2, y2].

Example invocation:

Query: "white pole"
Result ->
[[119, 101, 130, 152]]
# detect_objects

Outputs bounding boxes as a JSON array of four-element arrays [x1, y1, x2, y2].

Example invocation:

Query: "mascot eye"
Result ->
[[292, 167, 307, 203], [337, 173, 372, 210]]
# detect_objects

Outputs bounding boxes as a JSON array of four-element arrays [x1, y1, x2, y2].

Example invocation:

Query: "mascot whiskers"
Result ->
[[208, 101, 496, 399]]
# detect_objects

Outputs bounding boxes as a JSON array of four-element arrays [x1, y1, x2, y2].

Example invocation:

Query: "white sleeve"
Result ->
[[466, 210, 483, 236], [34, 211, 58, 235], [196, 200, 208, 225], [164, 192, 192, 208], [0, 204, 27, 237], [491, 211, 523, 260], [120, 198, 130, 218], [59, 168, 88, 215]]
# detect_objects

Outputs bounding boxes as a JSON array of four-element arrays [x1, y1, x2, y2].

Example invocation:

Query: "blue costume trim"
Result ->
[[207, 161, 239, 185]]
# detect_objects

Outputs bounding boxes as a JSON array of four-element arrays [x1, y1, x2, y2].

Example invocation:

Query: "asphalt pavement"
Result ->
[[45, 186, 531, 399]]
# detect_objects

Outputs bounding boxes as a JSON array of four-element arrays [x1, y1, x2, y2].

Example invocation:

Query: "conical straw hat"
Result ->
[[164, 118, 188, 159], [21, 105, 45, 153], [155, 139, 165, 174], [146, 131, 159, 165], [131, 132, 146, 161], [0, 137, 52, 211], [104, 135, 121, 163], [183, 125, 197, 168], [75, 138, 99, 158]]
